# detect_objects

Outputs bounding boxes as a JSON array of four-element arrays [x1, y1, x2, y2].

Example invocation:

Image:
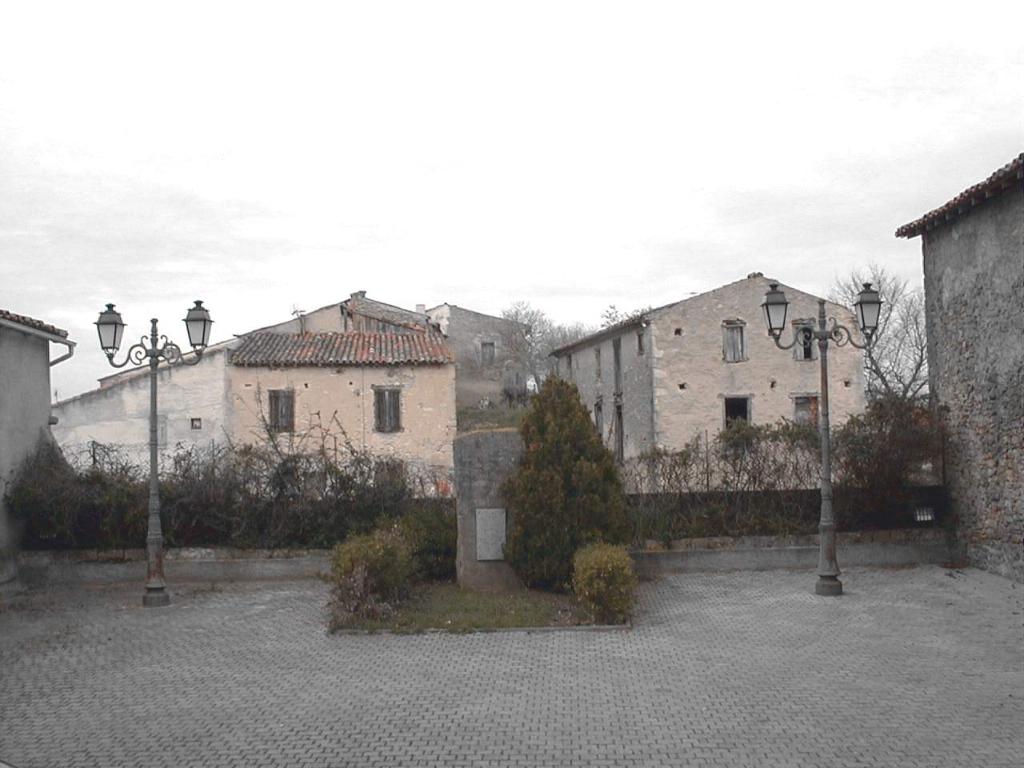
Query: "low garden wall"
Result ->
[[632, 528, 959, 578], [16, 547, 330, 586], [17, 528, 959, 587]]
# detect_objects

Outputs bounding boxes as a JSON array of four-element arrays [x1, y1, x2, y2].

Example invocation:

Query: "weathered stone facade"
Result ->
[[427, 303, 529, 410], [899, 162, 1023, 581], [553, 274, 867, 464], [228, 361, 456, 479]]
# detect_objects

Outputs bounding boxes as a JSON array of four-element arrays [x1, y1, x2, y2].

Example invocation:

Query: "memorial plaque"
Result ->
[[475, 508, 506, 561]]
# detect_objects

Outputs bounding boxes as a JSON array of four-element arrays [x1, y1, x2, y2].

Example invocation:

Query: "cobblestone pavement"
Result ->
[[1, 566, 1021, 768]]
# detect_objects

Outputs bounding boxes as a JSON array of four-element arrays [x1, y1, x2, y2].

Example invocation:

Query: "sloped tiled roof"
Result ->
[[230, 331, 453, 367], [896, 153, 1024, 238], [0, 308, 69, 338]]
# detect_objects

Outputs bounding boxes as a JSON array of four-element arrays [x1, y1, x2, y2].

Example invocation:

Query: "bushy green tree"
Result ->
[[503, 377, 628, 588]]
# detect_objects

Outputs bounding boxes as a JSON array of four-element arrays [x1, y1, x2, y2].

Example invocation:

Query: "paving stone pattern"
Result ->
[[1, 566, 1021, 768]]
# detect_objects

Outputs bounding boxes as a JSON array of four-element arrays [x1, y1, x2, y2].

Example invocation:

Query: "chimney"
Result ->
[[351, 290, 367, 300], [416, 304, 426, 314], [747, 272, 764, 279]]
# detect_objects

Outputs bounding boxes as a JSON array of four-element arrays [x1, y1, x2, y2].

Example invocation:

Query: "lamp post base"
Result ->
[[143, 588, 171, 607], [815, 576, 843, 596]]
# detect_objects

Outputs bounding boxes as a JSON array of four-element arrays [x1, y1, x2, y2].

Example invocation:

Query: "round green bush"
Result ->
[[571, 542, 638, 624], [329, 524, 414, 621], [399, 503, 457, 582]]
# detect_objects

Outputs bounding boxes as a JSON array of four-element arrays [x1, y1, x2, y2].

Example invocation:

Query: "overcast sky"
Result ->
[[1, 0, 1021, 399]]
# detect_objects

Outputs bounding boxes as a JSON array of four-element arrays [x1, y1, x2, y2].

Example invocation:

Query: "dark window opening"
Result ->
[[190, 417, 202, 430], [594, 400, 603, 438], [612, 338, 622, 393], [614, 404, 624, 463], [595, 347, 602, 381], [481, 341, 495, 365], [636, 329, 645, 356], [268, 389, 295, 433], [674, 328, 682, 336], [374, 388, 401, 433], [724, 397, 750, 425], [565, 353, 573, 381]]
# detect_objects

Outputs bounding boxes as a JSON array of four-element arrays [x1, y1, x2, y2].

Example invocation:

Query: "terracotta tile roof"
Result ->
[[230, 331, 453, 367], [0, 308, 69, 338], [895, 153, 1024, 238]]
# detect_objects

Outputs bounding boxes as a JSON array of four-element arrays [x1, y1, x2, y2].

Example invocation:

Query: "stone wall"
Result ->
[[428, 304, 528, 410], [453, 429, 523, 591], [922, 188, 1024, 580], [227, 361, 457, 477], [52, 347, 233, 467], [0, 326, 55, 585], [651, 275, 866, 452]]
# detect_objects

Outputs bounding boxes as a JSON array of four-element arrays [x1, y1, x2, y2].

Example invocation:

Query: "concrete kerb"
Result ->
[[330, 623, 632, 636], [15, 529, 956, 586]]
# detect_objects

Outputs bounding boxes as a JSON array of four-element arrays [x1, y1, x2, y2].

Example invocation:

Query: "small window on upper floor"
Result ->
[[268, 389, 295, 433], [481, 341, 495, 366], [794, 322, 815, 361], [722, 321, 746, 363], [636, 329, 645, 356], [594, 347, 602, 381]]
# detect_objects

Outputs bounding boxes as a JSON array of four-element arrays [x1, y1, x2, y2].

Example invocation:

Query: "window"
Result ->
[[612, 337, 622, 393], [614, 404, 624, 463], [594, 347, 602, 381], [374, 387, 401, 433], [793, 395, 819, 426], [794, 322, 815, 361], [268, 389, 295, 433], [636, 329, 645, 356], [481, 341, 495, 366], [565, 353, 574, 381], [190, 417, 202, 430], [722, 321, 746, 362], [594, 399, 604, 438], [724, 396, 750, 425]]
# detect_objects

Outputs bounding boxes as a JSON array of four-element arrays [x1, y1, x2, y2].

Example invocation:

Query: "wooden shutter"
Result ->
[[374, 388, 401, 432], [724, 325, 744, 362]]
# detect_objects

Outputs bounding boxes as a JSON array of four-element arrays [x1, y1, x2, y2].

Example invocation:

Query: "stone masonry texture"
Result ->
[[922, 187, 1024, 580], [2, 566, 1021, 768]]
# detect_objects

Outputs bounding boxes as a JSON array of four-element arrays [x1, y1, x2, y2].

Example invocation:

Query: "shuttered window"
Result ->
[[481, 341, 496, 365], [268, 389, 295, 433], [794, 323, 815, 361], [374, 388, 402, 433], [794, 396, 819, 426], [723, 322, 746, 362]]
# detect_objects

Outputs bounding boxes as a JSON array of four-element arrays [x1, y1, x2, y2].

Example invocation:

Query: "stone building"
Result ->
[[551, 273, 867, 463], [227, 331, 456, 481], [896, 152, 1023, 581], [52, 297, 458, 481], [0, 309, 75, 586], [426, 303, 529, 410]]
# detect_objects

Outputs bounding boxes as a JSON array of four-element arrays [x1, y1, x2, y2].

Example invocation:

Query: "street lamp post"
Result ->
[[761, 283, 881, 596], [95, 301, 214, 607]]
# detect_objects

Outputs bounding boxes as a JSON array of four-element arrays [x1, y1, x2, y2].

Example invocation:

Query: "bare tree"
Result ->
[[830, 265, 928, 402], [501, 301, 595, 386], [601, 304, 653, 328]]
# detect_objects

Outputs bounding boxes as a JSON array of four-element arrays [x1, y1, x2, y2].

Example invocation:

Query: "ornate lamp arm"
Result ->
[[159, 339, 205, 367], [768, 325, 813, 351], [827, 319, 874, 350], [105, 337, 151, 368]]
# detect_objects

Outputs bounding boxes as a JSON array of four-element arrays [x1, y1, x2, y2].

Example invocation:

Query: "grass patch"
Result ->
[[456, 407, 527, 434], [332, 582, 585, 633]]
